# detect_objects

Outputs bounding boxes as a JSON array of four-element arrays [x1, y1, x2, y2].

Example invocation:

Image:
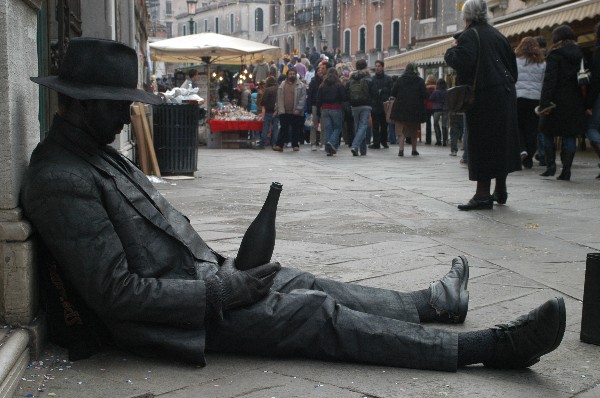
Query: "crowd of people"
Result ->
[[228, 1, 600, 203]]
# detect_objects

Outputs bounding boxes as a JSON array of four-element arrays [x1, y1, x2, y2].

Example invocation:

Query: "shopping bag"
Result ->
[[383, 97, 395, 123]]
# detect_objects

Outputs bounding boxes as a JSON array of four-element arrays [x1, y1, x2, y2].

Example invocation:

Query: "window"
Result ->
[[271, 4, 280, 25], [230, 13, 234, 33], [343, 29, 351, 54], [414, 0, 437, 20], [375, 24, 382, 51], [182, 24, 187, 36], [255, 8, 264, 32], [215, 17, 219, 33], [165, 1, 172, 16], [166, 21, 172, 38], [204, 19, 208, 32], [359, 27, 366, 53], [391, 20, 400, 47]]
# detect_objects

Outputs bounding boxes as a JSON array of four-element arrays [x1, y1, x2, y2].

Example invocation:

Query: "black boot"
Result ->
[[540, 142, 556, 177], [429, 256, 469, 323], [557, 151, 574, 181], [484, 297, 566, 369]]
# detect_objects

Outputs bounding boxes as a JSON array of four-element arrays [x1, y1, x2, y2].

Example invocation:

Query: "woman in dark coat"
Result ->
[[390, 64, 427, 156], [586, 22, 600, 179], [444, 0, 521, 210], [537, 24, 586, 181]]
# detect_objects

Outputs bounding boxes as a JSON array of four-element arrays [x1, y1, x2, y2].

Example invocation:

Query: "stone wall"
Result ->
[[0, 0, 42, 326]]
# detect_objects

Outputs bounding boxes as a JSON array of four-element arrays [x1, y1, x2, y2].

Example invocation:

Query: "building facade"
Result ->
[[385, 0, 600, 78]]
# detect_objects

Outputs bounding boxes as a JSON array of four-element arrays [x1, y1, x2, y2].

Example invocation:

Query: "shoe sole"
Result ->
[[545, 297, 566, 357], [456, 256, 469, 323]]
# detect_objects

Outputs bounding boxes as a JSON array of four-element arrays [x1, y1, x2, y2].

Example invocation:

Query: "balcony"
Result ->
[[293, 6, 322, 27], [370, 0, 383, 3]]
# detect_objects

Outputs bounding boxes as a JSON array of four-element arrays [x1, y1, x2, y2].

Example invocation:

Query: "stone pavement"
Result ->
[[14, 143, 600, 397]]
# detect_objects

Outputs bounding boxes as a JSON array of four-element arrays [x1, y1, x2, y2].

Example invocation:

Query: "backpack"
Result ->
[[349, 76, 370, 106]]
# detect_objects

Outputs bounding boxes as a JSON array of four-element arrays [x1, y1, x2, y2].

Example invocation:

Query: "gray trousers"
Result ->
[[206, 267, 458, 371]]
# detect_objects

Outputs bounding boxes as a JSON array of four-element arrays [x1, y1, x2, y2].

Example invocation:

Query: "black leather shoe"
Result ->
[[540, 164, 556, 177], [492, 191, 508, 205], [398, 150, 404, 157], [457, 196, 493, 211], [484, 297, 566, 369], [368, 144, 381, 149], [430, 256, 469, 324], [557, 171, 571, 181]]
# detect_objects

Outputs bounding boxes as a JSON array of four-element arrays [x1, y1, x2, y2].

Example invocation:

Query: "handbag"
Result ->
[[578, 58, 591, 86], [444, 28, 481, 114], [383, 97, 395, 123]]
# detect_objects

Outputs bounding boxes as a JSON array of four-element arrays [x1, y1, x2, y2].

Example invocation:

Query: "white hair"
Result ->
[[462, 0, 489, 24]]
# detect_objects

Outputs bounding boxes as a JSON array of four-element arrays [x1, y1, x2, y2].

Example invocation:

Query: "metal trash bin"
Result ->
[[152, 104, 200, 175]]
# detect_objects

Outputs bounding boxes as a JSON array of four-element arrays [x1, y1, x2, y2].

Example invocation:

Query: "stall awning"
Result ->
[[499, 0, 600, 36], [385, 0, 600, 69]]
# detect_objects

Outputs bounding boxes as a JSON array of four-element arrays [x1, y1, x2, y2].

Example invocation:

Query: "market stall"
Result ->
[[206, 105, 263, 149], [150, 33, 280, 109], [149, 33, 280, 150]]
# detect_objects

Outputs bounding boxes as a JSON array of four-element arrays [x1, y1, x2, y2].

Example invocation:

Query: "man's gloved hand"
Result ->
[[205, 257, 281, 318]]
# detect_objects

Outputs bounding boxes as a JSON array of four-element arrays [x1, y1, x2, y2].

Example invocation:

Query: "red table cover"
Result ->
[[208, 119, 263, 132]]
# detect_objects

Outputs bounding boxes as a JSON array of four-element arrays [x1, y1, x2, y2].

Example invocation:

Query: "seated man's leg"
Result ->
[[271, 256, 470, 325], [205, 287, 459, 372], [206, 289, 566, 371]]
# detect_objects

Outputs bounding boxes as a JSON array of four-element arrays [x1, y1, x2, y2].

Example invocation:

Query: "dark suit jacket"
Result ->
[[21, 115, 224, 365]]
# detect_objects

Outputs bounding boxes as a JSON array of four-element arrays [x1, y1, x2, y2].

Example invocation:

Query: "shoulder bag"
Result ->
[[445, 28, 480, 114], [383, 96, 395, 123]]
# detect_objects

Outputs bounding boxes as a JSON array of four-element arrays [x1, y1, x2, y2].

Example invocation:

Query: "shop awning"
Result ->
[[499, 0, 600, 36], [385, 0, 600, 69]]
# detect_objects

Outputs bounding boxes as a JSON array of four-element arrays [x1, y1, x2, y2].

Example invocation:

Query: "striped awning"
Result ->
[[385, 0, 600, 70]]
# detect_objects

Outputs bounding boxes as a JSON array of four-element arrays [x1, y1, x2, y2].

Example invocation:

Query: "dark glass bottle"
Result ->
[[235, 182, 283, 270]]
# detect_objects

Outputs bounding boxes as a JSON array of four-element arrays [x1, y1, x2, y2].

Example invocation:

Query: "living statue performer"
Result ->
[[21, 37, 565, 372]]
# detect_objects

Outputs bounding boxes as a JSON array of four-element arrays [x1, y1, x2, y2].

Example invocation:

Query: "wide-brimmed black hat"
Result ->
[[31, 37, 162, 105]]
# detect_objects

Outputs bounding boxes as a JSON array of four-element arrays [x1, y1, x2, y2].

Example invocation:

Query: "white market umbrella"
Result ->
[[149, 32, 281, 65]]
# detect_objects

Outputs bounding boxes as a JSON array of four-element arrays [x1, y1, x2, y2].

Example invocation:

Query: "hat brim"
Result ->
[[31, 76, 163, 105]]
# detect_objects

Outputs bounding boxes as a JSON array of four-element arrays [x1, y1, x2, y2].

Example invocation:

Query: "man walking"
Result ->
[[348, 59, 372, 156], [369, 60, 393, 149], [307, 62, 329, 150], [273, 67, 307, 152]]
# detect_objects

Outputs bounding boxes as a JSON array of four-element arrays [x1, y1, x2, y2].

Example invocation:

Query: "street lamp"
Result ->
[[187, 0, 197, 35]]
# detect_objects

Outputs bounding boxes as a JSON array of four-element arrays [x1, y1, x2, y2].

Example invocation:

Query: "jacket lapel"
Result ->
[[49, 120, 218, 262]]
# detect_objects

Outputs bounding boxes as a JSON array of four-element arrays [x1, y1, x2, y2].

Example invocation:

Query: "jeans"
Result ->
[[462, 114, 469, 162], [537, 133, 545, 158], [587, 96, 600, 144], [260, 112, 279, 146], [309, 106, 321, 145], [449, 113, 464, 153], [276, 113, 304, 148], [351, 107, 371, 155], [388, 123, 397, 144], [433, 111, 447, 144], [543, 134, 576, 155], [321, 108, 344, 149]]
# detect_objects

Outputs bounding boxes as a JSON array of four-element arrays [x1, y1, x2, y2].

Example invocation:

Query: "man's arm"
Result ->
[[22, 169, 208, 328]]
